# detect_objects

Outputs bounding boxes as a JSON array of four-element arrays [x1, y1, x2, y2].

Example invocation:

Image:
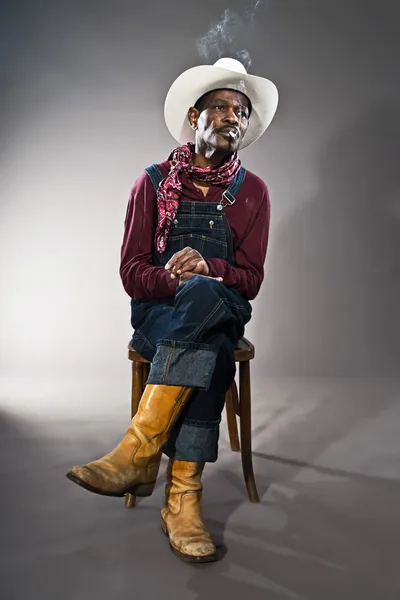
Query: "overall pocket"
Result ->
[[155, 213, 229, 264]]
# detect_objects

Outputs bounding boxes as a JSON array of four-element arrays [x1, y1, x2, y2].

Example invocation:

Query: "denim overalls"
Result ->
[[129, 164, 252, 463]]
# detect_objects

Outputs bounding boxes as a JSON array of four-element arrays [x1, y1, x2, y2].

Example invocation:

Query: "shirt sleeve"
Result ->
[[206, 185, 271, 300], [119, 170, 179, 300]]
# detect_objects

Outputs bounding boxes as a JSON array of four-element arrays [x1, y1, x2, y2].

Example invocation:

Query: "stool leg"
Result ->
[[225, 387, 240, 452], [239, 361, 260, 503], [231, 378, 241, 416], [131, 361, 144, 418], [125, 361, 145, 509]]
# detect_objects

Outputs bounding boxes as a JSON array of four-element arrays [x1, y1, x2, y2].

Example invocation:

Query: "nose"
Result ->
[[223, 107, 239, 125]]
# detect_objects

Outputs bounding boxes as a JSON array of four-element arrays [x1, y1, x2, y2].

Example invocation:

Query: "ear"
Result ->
[[187, 107, 199, 130]]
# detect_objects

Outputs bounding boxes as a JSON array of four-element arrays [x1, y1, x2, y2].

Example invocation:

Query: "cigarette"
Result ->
[[228, 130, 237, 139]]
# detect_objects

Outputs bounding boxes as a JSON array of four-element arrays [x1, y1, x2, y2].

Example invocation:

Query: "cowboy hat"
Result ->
[[164, 57, 279, 150]]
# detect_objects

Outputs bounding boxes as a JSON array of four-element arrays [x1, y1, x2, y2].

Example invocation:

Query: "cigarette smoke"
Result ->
[[196, 0, 264, 71]]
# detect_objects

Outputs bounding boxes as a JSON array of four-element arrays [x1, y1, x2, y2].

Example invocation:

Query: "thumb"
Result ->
[[193, 260, 206, 273]]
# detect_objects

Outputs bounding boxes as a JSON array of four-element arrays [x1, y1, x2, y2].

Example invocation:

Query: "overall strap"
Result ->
[[145, 163, 247, 202], [222, 166, 247, 205], [144, 164, 164, 191]]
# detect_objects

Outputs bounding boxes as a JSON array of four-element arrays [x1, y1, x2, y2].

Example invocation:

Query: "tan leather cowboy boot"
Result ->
[[66, 385, 192, 497], [161, 459, 217, 562]]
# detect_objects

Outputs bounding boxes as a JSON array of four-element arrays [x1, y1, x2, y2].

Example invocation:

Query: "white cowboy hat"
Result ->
[[164, 57, 279, 150]]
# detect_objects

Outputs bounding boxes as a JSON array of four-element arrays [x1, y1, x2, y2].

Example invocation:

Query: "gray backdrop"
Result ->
[[1, 1, 399, 598]]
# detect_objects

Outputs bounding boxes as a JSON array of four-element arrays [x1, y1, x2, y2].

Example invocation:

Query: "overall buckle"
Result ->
[[217, 191, 236, 210]]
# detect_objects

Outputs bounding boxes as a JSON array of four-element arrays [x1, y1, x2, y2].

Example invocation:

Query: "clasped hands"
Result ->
[[164, 247, 223, 284]]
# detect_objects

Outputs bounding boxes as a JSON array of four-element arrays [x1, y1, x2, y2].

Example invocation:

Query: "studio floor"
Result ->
[[1, 376, 399, 600]]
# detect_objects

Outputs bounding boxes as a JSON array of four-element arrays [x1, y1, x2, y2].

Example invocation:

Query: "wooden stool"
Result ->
[[124, 337, 259, 508]]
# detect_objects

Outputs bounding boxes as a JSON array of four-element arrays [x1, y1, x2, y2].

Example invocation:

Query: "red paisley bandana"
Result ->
[[154, 142, 241, 253]]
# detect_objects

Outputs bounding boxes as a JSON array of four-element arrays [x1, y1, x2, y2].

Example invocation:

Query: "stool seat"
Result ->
[[125, 336, 259, 508]]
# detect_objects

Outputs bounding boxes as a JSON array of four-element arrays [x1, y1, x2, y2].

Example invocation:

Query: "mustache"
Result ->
[[217, 126, 240, 137]]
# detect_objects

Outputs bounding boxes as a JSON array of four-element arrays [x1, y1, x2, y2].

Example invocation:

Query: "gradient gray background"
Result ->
[[1, 1, 399, 598]]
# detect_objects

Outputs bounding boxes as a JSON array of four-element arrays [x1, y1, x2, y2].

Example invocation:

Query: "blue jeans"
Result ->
[[130, 275, 252, 462]]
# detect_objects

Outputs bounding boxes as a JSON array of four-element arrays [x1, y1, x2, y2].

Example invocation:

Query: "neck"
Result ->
[[192, 141, 231, 168]]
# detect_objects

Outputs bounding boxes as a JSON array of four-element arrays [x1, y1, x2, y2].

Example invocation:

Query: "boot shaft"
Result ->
[[132, 385, 192, 441], [164, 459, 205, 510]]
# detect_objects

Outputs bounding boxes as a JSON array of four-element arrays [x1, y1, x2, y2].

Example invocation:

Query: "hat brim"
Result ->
[[164, 64, 279, 150]]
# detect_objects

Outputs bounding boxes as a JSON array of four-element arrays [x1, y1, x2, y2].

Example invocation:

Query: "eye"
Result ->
[[215, 105, 226, 110]]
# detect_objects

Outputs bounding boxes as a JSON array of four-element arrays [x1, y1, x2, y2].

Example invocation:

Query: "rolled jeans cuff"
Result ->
[[163, 419, 221, 463], [146, 339, 217, 390]]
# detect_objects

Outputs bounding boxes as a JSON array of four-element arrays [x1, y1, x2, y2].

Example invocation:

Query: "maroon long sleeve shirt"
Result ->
[[120, 160, 271, 301]]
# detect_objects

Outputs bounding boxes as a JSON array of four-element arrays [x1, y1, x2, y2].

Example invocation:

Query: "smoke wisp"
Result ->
[[196, 0, 265, 71]]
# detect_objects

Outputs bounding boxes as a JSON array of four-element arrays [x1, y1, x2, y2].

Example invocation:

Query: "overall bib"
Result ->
[[130, 164, 252, 462]]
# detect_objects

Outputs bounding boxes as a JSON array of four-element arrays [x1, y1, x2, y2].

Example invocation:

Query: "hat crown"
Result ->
[[213, 57, 247, 74]]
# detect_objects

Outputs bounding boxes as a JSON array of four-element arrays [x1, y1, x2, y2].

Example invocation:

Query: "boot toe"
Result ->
[[68, 464, 87, 477], [67, 463, 115, 491], [67, 464, 100, 486], [180, 537, 216, 558]]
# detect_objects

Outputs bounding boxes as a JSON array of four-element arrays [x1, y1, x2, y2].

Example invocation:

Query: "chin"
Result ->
[[207, 135, 239, 154], [217, 140, 239, 152]]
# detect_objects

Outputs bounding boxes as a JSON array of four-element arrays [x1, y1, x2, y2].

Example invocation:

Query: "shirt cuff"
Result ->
[[156, 269, 180, 297], [206, 258, 235, 286]]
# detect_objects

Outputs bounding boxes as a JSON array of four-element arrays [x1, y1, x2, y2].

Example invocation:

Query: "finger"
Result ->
[[173, 251, 201, 274], [165, 247, 192, 270], [172, 264, 199, 279], [192, 274, 223, 282], [169, 250, 196, 273], [192, 259, 209, 275], [192, 262, 203, 273], [176, 272, 223, 283], [176, 258, 203, 275]]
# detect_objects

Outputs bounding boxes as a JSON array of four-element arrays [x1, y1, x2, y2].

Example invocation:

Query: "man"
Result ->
[[67, 57, 279, 563]]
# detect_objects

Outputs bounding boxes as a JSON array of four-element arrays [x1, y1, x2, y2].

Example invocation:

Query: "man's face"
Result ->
[[189, 89, 251, 152]]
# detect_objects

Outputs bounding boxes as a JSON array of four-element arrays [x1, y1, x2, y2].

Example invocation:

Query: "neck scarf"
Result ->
[[154, 142, 241, 253]]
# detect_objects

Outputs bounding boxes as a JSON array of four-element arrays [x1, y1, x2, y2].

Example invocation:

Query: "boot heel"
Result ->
[[127, 481, 156, 497]]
